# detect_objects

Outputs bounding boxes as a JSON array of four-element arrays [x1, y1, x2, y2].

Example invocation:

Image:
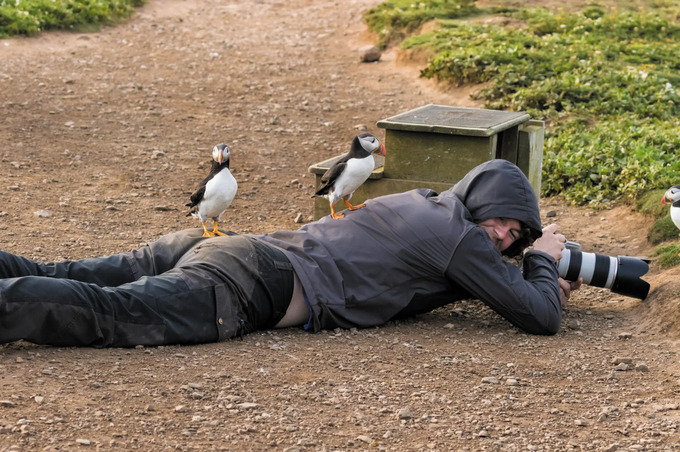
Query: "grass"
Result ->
[[365, 1, 680, 209], [0, 0, 146, 38]]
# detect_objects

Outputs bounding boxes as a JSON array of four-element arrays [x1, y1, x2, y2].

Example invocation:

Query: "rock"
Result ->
[[357, 435, 373, 443], [238, 402, 259, 410], [294, 212, 304, 223], [611, 357, 633, 365], [481, 377, 500, 384], [397, 406, 413, 420], [359, 45, 381, 63]]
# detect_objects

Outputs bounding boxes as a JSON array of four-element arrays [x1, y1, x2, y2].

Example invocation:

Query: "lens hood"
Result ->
[[611, 256, 651, 300]]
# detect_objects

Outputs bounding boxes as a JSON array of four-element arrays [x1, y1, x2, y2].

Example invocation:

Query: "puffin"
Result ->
[[313, 133, 386, 219], [186, 143, 238, 237], [661, 185, 680, 230]]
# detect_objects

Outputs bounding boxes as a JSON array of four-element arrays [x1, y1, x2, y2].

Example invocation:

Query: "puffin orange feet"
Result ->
[[330, 203, 344, 220], [344, 200, 365, 211], [212, 222, 228, 236], [201, 222, 216, 237]]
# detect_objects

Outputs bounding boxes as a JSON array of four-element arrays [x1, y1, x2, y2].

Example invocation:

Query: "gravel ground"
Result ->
[[1, 0, 679, 450]]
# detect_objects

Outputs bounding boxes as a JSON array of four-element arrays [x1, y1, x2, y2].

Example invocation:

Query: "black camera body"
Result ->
[[557, 241, 650, 300]]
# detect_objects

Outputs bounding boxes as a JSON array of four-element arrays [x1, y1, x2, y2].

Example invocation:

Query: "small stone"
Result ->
[[635, 363, 649, 372], [397, 406, 413, 420], [546, 210, 557, 217], [611, 357, 633, 365], [478, 430, 489, 437], [357, 435, 372, 443], [359, 44, 381, 62], [481, 377, 500, 384], [617, 332, 633, 340], [34, 209, 51, 218], [615, 363, 630, 371], [567, 319, 581, 330], [294, 212, 304, 223], [238, 402, 258, 410], [76, 439, 91, 445]]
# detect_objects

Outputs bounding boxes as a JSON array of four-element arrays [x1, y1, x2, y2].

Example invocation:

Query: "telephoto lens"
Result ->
[[557, 248, 650, 300]]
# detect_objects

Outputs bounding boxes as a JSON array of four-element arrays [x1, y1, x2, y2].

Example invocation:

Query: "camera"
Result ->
[[557, 241, 650, 300]]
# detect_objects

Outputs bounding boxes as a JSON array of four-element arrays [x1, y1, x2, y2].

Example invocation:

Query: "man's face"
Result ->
[[478, 217, 522, 252]]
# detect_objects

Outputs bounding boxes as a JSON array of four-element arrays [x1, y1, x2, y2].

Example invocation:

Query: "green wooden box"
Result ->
[[309, 105, 544, 220]]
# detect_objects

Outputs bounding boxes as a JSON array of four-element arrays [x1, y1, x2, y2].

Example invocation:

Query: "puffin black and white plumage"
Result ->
[[661, 185, 680, 231], [313, 133, 386, 219], [186, 143, 238, 237]]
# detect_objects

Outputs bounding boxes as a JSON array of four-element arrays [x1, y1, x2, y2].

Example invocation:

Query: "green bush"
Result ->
[[653, 243, 680, 268], [648, 216, 680, 245], [392, 5, 680, 206], [0, 0, 146, 37], [364, 0, 478, 48]]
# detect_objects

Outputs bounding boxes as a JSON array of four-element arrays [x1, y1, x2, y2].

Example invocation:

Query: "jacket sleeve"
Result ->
[[445, 228, 562, 335]]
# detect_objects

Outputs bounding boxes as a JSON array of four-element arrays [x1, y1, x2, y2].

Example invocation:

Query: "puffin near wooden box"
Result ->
[[309, 104, 544, 220]]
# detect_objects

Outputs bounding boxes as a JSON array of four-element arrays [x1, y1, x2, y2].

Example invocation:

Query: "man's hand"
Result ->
[[558, 277, 582, 304], [531, 223, 566, 262]]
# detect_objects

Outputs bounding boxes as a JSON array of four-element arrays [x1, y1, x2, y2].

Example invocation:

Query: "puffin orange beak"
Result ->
[[661, 195, 669, 205], [376, 143, 386, 157], [217, 153, 223, 165]]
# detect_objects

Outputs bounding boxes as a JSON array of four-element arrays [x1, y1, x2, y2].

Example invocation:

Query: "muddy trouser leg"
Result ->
[[0, 228, 212, 285], [0, 235, 294, 347]]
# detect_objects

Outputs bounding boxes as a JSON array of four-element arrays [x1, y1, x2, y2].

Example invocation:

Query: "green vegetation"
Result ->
[[364, 1, 680, 209], [364, 0, 479, 48], [0, 0, 145, 38], [653, 243, 680, 268]]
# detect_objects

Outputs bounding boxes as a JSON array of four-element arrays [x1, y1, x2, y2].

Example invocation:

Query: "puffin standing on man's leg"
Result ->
[[186, 143, 238, 237], [313, 133, 386, 219]]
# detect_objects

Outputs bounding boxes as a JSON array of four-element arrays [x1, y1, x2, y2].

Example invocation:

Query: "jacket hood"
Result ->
[[441, 159, 543, 256]]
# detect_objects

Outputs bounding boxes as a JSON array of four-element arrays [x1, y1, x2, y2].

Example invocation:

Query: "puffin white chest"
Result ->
[[671, 204, 680, 230], [331, 155, 375, 200], [199, 169, 237, 220]]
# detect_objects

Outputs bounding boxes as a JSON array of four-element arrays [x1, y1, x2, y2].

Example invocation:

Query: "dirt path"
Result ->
[[1, 0, 679, 450]]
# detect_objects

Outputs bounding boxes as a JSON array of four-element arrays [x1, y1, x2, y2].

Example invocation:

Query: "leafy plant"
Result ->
[[653, 243, 680, 268], [381, 4, 680, 206], [0, 0, 146, 38], [364, 0, 478, 48]]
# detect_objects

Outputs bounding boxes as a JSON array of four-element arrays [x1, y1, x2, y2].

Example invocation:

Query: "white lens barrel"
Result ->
[[557, 249, 618, 289]]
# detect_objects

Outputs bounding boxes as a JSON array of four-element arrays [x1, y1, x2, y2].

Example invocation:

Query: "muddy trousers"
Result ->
[[0, 229, 294, 348]]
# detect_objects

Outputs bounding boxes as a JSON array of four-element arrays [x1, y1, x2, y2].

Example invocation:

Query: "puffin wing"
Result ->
[[314, 158, 348, 196], [186, 174, 212, 214]]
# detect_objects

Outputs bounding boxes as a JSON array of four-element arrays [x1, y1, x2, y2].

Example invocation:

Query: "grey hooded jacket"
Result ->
[[254, 159, 562, 335]]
